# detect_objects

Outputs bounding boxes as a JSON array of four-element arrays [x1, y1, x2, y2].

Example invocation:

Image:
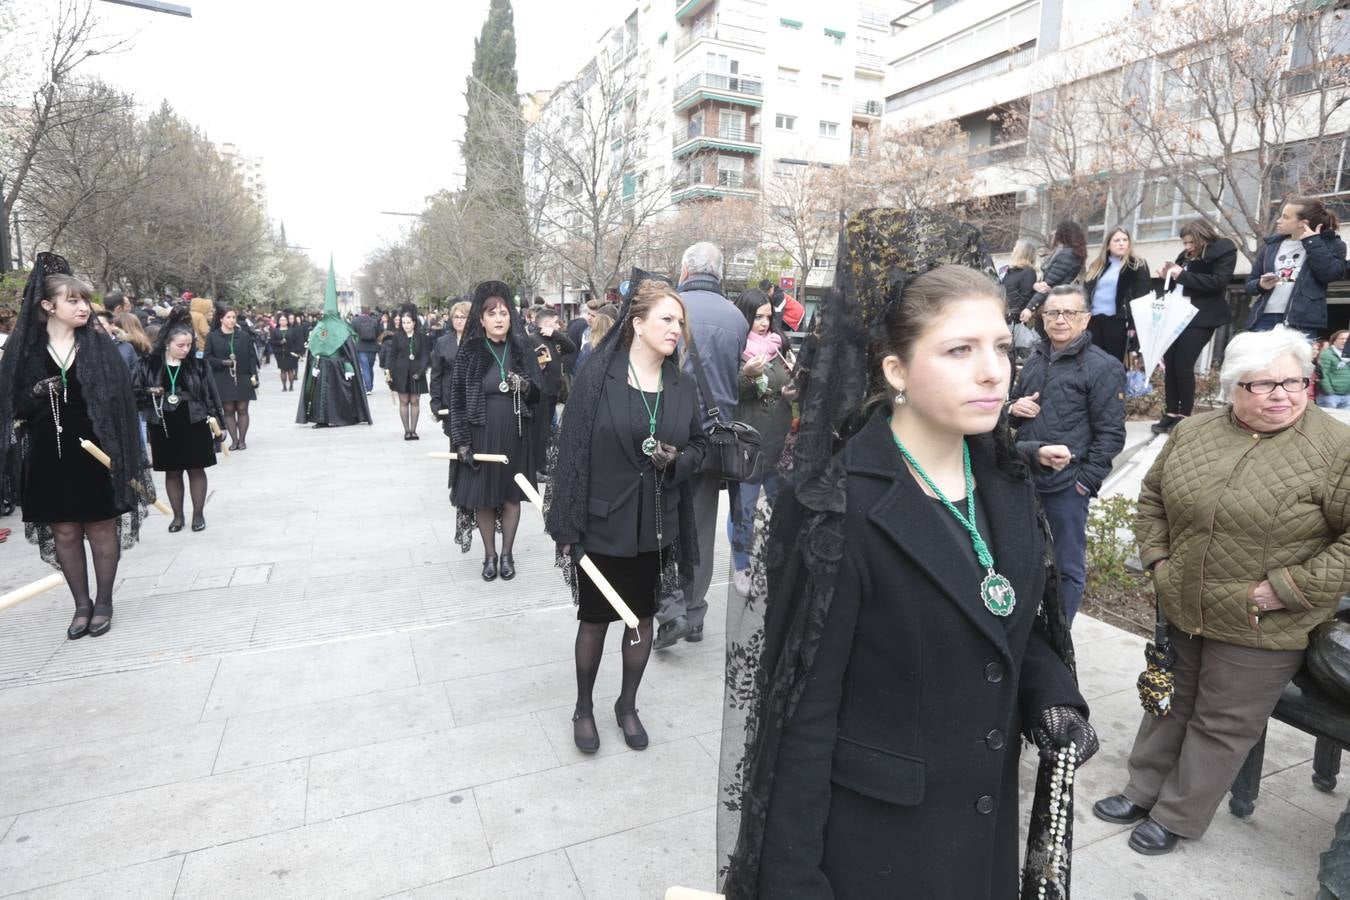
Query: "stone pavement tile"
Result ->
[[0, 760, 306, 894], [1071, 793, 1324, 899], [5, 856, 182, 900], [445, 657, 589, 726], [474, 738, 716, 864], [1261, 760, 1348, 826], [647, 635, 728, 687], [1263, 718, 1318, 776], [202, 632, 418, 721], [306, 714, 559, 822], [248, 587, 425, 647], [0, 658, 218, 755], [694, 731, 722, 762], [174, 792, 491, 899], [1070, 614, 1123, 646], [566, 806, 717, 900], [410, 610, 578, 684], [191, 568, 235, 590], [214, 684, 455, 773], [0, 721, 225, 817], [534, 674, 725, 763], [0, 815, 13, 841], [229, 564, 273, 586], [387, 849, 581, 899], [1073, 631, 1146, 702]]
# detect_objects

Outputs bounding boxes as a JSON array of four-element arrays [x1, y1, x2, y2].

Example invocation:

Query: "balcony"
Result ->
[[675, 22, 764, 56], [852, 99, 884, 119], [672, 120, 762, 156], [670, 170, 760, 202], [858, 5, 890, 29], [968, 140, 1026, 168], [672, 72, 764, 112], [674, 0, 715, 23], [888, 43, 1037, 111], [855, 51, 885, 73]]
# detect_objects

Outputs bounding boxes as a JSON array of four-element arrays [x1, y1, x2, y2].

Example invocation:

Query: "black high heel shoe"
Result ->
[[87, 602, 113, 638], [191, 514, 206, 532], [67, 604, 93, 640], [614, 702, 648, 751], [499, 553, 516, 580], [482, 555, 498, 581], [168, 517, 185, 533]]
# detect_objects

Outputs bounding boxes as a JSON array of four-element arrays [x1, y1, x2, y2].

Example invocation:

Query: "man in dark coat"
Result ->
[[527, 307, 576, 477], [1008, 285, 1126, 623], [350, 308, 382, 393]]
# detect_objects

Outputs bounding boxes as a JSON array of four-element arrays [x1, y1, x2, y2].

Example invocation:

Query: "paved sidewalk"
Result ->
[[0, 375, 1338, 898]]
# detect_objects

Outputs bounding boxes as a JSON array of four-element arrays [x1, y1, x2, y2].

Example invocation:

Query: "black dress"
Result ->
[[384, 331, 430, 395], [146, 363, 217, 472], [21, 355, 124, 524], [271, 328, 302, 373], [205, 328, 258, 402], [450, 365, 535, 509]]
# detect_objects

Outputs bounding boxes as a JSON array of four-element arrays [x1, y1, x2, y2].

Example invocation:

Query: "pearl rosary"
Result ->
[[1038, 741, 1077, 899]]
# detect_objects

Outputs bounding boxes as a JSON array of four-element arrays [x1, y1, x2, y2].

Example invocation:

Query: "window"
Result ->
[[778, 67, 799, 86], [719, 109, 747, 140], [718, 154, 746, 187], [780, 17, 802, 30], [775, 113, 798, 130], [1135, 174, 1224, 241], [774, 159, 807, 178], [813, 252, 835, 268], [819, 120, 839, 138], [824, 28, 845, 46], [820, 75, 842, 93]]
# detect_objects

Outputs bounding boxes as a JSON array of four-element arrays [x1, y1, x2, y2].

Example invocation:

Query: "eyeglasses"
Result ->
[[1039, 309, 1089, 321], [1237, 377, 1310, 395]]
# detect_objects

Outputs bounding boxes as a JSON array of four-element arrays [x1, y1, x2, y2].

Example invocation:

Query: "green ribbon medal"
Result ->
[[485, 338, 510, 393], [165, 360, 182, 407], [48, 342, 75, 400], [628, 361, 662, 456], [892, 432, 1016, 617]]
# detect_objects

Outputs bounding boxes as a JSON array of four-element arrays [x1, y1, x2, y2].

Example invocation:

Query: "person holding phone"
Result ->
[[1245, 198, 1347, 339]]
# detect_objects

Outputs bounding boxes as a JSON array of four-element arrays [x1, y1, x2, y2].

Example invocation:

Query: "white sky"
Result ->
[[78, 0, 635, 279]]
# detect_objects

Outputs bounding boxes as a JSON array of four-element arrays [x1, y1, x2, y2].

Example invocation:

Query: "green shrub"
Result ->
[[1085, 495, 1139, 596]]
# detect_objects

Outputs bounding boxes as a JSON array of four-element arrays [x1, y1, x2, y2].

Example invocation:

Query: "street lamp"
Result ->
[[98, 0, 192, 16]]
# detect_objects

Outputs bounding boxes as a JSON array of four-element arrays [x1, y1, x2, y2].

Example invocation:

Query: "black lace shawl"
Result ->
[[544, 270, 699, 590], [717, 211, 1079, 899], [0, 253, 153, 567]]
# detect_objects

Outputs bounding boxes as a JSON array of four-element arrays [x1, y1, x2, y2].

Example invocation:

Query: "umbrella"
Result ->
[[1130, 277, 1197, 383]]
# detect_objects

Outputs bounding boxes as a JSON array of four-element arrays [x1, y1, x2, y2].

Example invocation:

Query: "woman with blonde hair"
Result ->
[[1002, 238, 1038, 322], [1083, 227, 1152, 364]]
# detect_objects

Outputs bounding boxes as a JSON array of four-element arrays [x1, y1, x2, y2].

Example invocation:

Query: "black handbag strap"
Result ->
[[682, 327, 727, 427]]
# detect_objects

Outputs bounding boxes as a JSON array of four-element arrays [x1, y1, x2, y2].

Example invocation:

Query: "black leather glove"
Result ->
[[1032, 705, 1098, 768], [17, 376, 61, 417], [455, 445, 477, 468], [650, 441, 678, 470]]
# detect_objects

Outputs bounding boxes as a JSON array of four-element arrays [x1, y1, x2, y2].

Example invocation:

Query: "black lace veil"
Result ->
[[0, 252, 153, 566], [717, 210, 1078, 899]]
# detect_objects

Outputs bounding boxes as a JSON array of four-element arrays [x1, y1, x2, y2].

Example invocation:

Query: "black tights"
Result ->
[[280, 368, 296, 390], [164, 469, 208, 523], [222, 400, 251, 446], [474, 502, 520, 558], [398, 393, 421, 435], [573, 616, 655, 740], [51, 519, 119, 629], [1162, 325, 1216, 416]]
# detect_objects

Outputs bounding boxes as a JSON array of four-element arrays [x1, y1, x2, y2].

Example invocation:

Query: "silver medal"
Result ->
[[165, 394, 180, 407], [499, 381, 510, 393]]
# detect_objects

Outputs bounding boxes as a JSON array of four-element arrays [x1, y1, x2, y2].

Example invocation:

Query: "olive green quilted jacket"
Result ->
[[1136, 405, 1350, 650]]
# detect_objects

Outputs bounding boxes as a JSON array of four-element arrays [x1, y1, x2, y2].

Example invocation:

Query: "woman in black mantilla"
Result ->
[[0, 253, 153, 639], [381, 304, 431, 440], [546, 275, 707, 754], [269, 312, 305, 391], [449, 281, 541, 581], [718, 212, 1099, 900], [135, 308, 224, 533], [204, 304, 259, 450]]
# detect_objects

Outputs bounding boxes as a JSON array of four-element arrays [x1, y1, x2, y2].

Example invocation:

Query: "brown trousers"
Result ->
[[1123, 626, 1303, 838]]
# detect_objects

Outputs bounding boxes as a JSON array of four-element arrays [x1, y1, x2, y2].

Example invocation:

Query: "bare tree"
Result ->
[[762, 161, 847, 303]]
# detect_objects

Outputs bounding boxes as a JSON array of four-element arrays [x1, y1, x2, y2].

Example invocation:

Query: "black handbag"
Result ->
[[684, 329, 763, 483]]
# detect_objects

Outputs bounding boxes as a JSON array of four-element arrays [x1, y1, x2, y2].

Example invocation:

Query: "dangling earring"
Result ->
[[893, 390, 907, 406]]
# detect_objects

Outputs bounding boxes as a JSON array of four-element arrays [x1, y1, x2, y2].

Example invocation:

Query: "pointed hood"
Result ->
[[308, 256, 354, 357]]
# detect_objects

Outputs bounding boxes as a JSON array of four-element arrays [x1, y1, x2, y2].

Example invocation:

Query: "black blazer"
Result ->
[[1001, 265, 1036, 318], [1083, 257, 1154, 321], [133, 355, 225, 426], [428, 331, 461, 419], [381, 329, 431, 384], [204, 328, 258, 378], [1027, 246, 1085, 311], [760, 412, 1084, 899], [578, 351, 707, 557], [1173, 237, 1238, 329]]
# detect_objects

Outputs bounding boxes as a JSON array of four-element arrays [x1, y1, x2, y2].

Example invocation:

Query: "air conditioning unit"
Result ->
[[1015, 188, 1038, 209]]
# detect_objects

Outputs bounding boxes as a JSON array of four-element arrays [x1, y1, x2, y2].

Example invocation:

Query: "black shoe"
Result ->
[[653, 615, 689, 650], [168, 517, 185, 533], [67, 605, 92, 640], [482, 555, 498, 581], [1151, 415, 1182, 435], [1093, 794, 1149, 824], [572, 710, 599, 753], [685, 626, 704, 643], [1128, 818, 1180, 855], [499, 553, 515, 580], [403, 432, 413, 441], [191, 515, 206, 532], [87, 602, 113, 638], [409, 432, 419, 440], [614, 703, 649, 751], [236, 441, 247, 451]]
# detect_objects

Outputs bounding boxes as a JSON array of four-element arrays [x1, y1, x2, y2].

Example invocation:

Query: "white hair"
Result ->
[[1219, 326, 1314, 399], [681, 241, 723, 280]]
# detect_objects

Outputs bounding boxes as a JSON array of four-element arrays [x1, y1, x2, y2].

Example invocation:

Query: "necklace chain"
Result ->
[[48, 341, 75, 399], [627, 361, 662, 443], [891, 433, 994, 570], [484, 338, 509, 383]]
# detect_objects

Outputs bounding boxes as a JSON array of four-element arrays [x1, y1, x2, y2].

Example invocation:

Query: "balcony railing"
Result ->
[[675, 23, 764, 55], [968, 140, 1027, 168], [852, 99, 884, 117], [858, 6, 889, 28], [889, 44, 1037, 111], [671, 170, 761, 194], [855, 51, 885, 71], [673, 72, 764, 104], [672, 120, 761, 148]]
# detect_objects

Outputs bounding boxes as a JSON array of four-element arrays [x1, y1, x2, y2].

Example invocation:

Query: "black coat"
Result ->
[[530, 328, 578, 398], [1000, 265, 1035, 318], [563, 316, 589, 373], [571, 351, 707, 556], [1244, 231, 1349, 332], [1172, 238, 1237, 329], [204, 328, 259, 379], [133, 355, 224, 426], [428, 331, 461, 430], [1027, 247, 1084, 311], [1083, 258, 1154, 321], [759, 413, 1084, 900], [269, 326, 306, 359], [381, 329, 431, 391], [449, 335, 541, 449]]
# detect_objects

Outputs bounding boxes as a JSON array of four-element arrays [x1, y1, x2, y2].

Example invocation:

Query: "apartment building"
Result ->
[[216, 142, 268, 213]]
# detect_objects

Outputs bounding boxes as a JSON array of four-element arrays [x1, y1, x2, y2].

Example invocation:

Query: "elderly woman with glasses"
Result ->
[[1094, 326, 1350, 856]]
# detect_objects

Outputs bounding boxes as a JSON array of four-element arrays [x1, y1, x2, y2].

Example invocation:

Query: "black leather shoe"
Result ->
[[685, 626, 703, 643], [168, 517, 185, 533], [499, 553, 515, 580], [1093, 794, 1150, 824], [87, 602, 113, 638], [482, 556, 498, 581], [572, 710, 599, 753], [614, 703, 649, 750], [1128, 818, 1180, 855], [191, 515, 206, 532], [653, 615, 689, 650], [67, 605, 92, 640]]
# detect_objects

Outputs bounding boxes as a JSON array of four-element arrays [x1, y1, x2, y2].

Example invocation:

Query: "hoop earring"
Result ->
[[893, 391, 907, 406]]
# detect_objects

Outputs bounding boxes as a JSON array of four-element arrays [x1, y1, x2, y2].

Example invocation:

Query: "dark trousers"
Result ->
[[533, 395, 557, 473], [1039, 484, 1089, 623], [356, 351, 376, 392], [1123, 627, 1303, 837], [1162, 325, 1216, 415], [1088, 315, 1128, 364]]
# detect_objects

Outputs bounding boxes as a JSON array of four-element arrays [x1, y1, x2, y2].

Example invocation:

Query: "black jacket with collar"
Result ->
[[428, 331, 461, 424], [449, 334, 541, 449], [1172, 237, 1238, 328], [1027, 246, 1085, 311], [133, 354, 225, 426], [1083, 257, 1154, 321], [530, 328, 578, 398], [563, 350, 706, 554], [1010, 331, 1127, 495], [1244, 230, 1348, 332], [759, 412, 1084, 899]]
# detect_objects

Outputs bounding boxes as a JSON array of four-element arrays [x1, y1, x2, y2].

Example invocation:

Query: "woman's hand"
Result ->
[[1032, 281, 1050, 294], [781, 383, 799, 401], [1251, 580, 1286, 613], [508, 373, 527, 391], [28, 375, 61, 399], [651, 441, 679, 470], [1018, 307, 1033, 324], [1161, 262, 1183, 281], [1298, 222, 1319, 240], [1032, 706, 1099, 768], [148, 386, 165, 398], [741, 355, 767, 378], [1258, 273, 1279, 291]]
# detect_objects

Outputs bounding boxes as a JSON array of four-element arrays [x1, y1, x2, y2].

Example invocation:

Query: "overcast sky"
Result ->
[[79, 0, 634, 278]]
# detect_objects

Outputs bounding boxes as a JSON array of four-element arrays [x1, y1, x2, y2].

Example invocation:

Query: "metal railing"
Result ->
[[888, 44, 1036, 110], [674, 23, 764, 55], [671, 170, 761, 192], [858, 6, 889, 28], [968, 140, 1027, 167], [855, 52, 885, 71], [673, 72, 764, 103], [672, 120, 761, 147]]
